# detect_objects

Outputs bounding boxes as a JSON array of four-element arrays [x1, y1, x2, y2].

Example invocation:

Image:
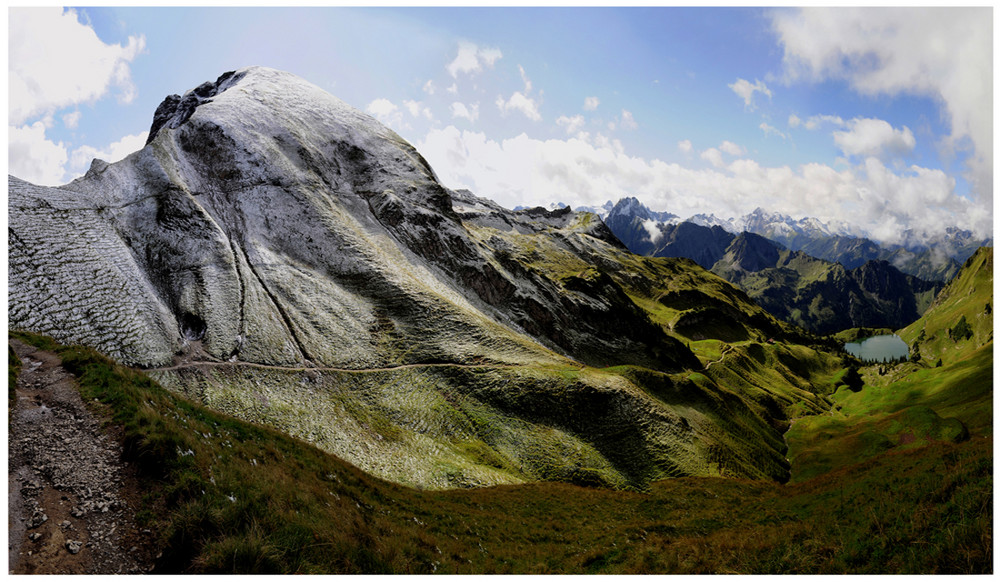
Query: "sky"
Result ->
[[7, 6, 994, 244]]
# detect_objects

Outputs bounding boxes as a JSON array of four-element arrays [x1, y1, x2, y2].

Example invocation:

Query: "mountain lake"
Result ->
[[844, 334, 910, 363]]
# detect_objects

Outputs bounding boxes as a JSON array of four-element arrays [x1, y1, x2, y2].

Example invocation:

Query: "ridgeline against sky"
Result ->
[[8, 7, 992, 245]]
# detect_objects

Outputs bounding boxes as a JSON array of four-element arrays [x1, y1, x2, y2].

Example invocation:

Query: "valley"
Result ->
[[7, 66, 992, 574], [604, 197, 956, 334]]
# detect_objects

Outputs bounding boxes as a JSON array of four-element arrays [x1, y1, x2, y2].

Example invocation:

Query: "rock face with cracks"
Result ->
[[11, 66, 801, 489], [12, 66, 693, 373]]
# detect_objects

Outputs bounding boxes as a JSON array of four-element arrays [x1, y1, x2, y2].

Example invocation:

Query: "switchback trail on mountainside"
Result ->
[[8, 339, 158, 574]]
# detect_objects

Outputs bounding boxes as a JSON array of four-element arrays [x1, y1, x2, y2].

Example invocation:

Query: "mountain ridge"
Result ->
[[10, 66, 829, 490], [592, 197, 989, 282]]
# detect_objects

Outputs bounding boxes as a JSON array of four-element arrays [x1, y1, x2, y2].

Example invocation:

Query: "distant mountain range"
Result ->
[[602, 197, 957, 334], [598, 197, 990, 282]]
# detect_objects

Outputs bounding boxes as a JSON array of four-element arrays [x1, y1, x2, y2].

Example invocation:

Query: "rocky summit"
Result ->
[[12, 66, 818, 489], [11, 66, 688, 373]]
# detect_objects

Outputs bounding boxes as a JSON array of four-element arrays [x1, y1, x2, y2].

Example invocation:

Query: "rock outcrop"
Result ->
[[10, 67, 800, 489], [12, 66, 692, 372]]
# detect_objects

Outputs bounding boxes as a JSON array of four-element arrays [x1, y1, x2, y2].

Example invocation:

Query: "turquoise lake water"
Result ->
[[844, 334, 910, 363]]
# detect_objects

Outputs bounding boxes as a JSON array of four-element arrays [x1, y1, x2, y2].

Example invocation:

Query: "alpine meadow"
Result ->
[[7, 7, 993, 574]]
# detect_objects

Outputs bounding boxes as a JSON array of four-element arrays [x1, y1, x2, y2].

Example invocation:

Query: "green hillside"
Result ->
[[8, 330, 989, 574], [786, 247, 992, 482]]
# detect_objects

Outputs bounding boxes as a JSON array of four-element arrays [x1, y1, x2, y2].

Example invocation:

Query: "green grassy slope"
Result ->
[[8, 331, 989, 574], [900, 246, 993, 366], [786, 247, 992, 482]]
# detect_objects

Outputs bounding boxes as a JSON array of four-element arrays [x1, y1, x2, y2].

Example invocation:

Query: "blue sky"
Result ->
[[8, 6, 993, 243]]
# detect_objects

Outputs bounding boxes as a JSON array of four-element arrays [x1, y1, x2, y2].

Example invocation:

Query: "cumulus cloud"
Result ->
[[446, 41, 502, 78], [771, 7, 992, 206], [9, 122, 68, 185], [8, 7, 147, 186], [728, 78, 772, 109], [9, 7, 145, 125], [678, 139, 693, 154], [700, 148, 725, 168], [68, 130, 149, 179], [403, 99, 434, 121], [415, 125, 989, 243], [365, 98, 404, 129], [583, 96, 600, 111], [619, 110, 638, 130], [719, 141, 745, 156], [62, 111, 81, 129], [833, 118, 916, 159], [496, 92, 542, 121], [450, 102, 480, 123], [496, 65, 542, 121], [422, 80, 435, 95], [556, 114, 586, 135]]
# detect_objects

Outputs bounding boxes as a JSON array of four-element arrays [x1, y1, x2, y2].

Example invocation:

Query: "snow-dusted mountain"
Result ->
[[600, 196, 989, 281]]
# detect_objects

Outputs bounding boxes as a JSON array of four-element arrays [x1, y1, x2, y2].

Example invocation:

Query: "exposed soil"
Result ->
[[8, 339, 158, 574]]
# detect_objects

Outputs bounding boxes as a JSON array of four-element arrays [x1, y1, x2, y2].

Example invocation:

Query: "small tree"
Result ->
[[950, 315, 973, 342]]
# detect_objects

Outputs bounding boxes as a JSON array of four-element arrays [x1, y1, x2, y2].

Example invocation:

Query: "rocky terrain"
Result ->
[[8, 339, 157, 574], [604, 198, 944, 334], [7, 65, 991, 576], [605, 197, 990, 283], [9, 66, 823, 492]]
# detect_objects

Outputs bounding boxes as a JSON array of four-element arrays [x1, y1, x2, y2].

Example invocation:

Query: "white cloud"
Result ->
[[641, 219, 663, 243], [403, 99, 434, 121], [619, 109, 638, 130], [556, 115, 586, 135], [700, 147, 725, 168], [62, 111, 81, 129], [518, 65, 532, 93], [415, 125, 989, 243], [772, 7, 992, 206], [447, 83, 458, 95], [496, 92, 541, 121], [450, 101, 479, 123], [496, 65, 542, 121], [801, 114, 845, 130], [728, 78, 772, 109], [760, 122, 788, 139], [9, 121, 68, 185], [833, 118, 916, 159], [677, 140, 693, 154], [583, 96, 600, 111], [365, 98, 404, 129], [68, 130, 149, 178], [9, 7, 146, 126], [719, 140, 745, 156], [788, 114, 802, 128], [446, 41, 502, 78], [422, 80, 435, 95]]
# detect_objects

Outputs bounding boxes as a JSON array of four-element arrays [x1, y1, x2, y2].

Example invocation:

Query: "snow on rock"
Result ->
[[10, 66, 682, 372]]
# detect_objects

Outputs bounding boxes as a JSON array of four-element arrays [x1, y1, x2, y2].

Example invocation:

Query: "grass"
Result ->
[[899, 247, 992, 367], [785, 248, 992, 483], [8, 329, 991, 574]]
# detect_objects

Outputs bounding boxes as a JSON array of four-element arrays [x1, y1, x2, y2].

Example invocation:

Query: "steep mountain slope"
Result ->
[[899, 246, 993, 367], [712, 234, 942, 335], [600, 204, 942, 335], [9, 66, 838, 489]]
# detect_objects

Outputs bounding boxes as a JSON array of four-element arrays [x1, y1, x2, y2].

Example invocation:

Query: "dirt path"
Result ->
[[147, 357, 581, 375], [8, 339, 157, 574], [704, 345, 732, 370]]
